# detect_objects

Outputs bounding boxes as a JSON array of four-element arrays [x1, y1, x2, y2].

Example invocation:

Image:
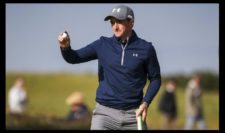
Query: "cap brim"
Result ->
[[104, 15, 126, 21], [104, 16, 114, 21]]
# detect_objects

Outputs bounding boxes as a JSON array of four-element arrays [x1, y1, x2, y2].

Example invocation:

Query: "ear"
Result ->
[[129, 20, 134, 27]]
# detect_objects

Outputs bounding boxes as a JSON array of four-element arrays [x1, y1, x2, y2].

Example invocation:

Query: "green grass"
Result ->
[[5, 72, 219, 130], [6, 113, 91, 130]]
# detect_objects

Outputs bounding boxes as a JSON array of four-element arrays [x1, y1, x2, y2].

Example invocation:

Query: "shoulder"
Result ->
[[142, 40, 156, 55], [136, 37, 155, 51], [91, 36, 114, 48], [99, 36, 114, 43], [9, 87, 18, 97], [188, 80, 196, 89], [91, 36, 113, 45], [9, 87, 16, 93], [133, 31, 153, 47], [135, 36, 158, 59], [88, 36, 110, 48]]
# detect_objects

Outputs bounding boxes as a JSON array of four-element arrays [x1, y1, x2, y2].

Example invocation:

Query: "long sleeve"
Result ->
[[60, 39, 101, 64], [143, 45, 161, 105]]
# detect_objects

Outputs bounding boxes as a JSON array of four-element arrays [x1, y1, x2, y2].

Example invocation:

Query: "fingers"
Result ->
[[136, 108, 142, 119], [58, 32, 68, 42], [58, 33, 64, 42], [136, 102, 148, 121], [136, 109, 146, 121], [58, 31, 70, 48], [142, 109, 147, 121]]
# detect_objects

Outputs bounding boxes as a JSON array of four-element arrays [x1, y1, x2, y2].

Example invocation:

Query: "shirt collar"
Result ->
[[113, 30, 138, 45]]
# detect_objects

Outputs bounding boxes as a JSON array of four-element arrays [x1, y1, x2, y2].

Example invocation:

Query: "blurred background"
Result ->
[[6, 4, 219, 130]]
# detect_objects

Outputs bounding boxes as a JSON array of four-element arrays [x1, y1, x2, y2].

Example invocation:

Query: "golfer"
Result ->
[[58, 5, 161, 130]]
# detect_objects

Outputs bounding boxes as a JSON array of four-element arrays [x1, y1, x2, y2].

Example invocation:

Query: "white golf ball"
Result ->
[[62, 32, 67, 38]]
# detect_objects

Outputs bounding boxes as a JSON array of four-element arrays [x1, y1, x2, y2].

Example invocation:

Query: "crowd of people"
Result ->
[[158, 75, 206, 130], [7, 75, 207, 130], [7, 77, 91, 123]]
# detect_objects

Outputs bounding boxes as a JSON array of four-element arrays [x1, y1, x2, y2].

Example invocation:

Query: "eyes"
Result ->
[[110, 19, 124, 26]]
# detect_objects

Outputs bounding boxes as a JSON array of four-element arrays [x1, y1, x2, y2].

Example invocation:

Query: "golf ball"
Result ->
[[62, 32, 67, 38]]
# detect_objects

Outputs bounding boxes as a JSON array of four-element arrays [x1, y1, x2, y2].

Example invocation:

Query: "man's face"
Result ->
[[110, 18, 133, 38]]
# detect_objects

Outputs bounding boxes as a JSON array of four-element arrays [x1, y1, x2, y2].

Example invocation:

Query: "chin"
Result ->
[[115, 33, 122, 38]]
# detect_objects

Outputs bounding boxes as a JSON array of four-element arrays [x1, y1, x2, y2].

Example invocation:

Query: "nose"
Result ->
[[112, 22, 118, 29]]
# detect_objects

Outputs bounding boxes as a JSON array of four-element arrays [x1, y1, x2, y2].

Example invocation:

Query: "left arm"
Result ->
[[136, 45, 161, 121]]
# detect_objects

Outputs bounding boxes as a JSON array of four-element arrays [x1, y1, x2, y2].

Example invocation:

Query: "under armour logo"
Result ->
[[133, 53, 138, 57], [112, 8, 121, 13]]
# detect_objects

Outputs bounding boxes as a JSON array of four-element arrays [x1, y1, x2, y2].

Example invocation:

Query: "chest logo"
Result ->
[[133, 53, 138, 57]]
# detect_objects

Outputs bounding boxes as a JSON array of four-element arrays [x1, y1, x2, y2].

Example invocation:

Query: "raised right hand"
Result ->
[[58, 31, 70, 48]]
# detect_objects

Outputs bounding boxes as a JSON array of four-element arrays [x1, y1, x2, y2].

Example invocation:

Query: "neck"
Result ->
[[118, 30, 132, 45], [121, 30, 132, 41]]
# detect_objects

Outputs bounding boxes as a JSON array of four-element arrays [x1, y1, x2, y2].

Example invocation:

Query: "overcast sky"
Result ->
[[6, 4, 219, 75]]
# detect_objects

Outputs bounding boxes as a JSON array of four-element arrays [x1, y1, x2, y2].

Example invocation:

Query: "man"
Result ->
[[8, 78, 28, 115], [184, 75, 206, 130], [58, 5, 161, 130], [158, 80, 177, 129], [65, 92, 90, 122]]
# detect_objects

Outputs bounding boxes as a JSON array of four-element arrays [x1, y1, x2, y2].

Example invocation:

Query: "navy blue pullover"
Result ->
[[60, 30, 161, 110]]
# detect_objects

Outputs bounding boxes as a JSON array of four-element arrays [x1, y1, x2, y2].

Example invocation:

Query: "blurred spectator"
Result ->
[[158, 79, 177, 129], [184, 75, 206, 130], [65, 92, 90, 122], [8, 77, 28, 115]]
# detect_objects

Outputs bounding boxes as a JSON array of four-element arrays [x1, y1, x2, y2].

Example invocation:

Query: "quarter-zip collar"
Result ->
[[112, 30, 138, 66], [113, 30, 138, 46]]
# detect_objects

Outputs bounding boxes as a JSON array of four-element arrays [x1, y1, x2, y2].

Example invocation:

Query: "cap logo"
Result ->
[[112, 8, 121, 13]]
